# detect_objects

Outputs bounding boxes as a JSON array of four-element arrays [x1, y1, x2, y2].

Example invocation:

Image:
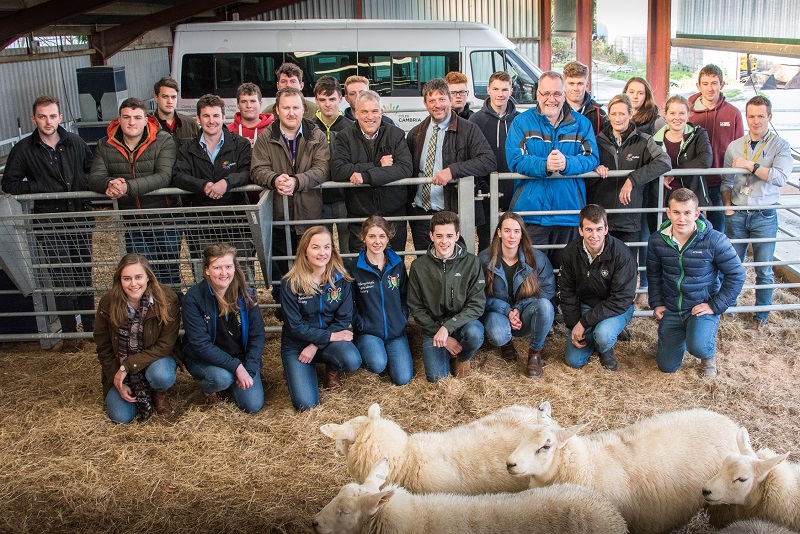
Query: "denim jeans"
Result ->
[[706, 185, 725, 234], [564, 304, 634, 369], [355, 333, 413, 386], [657, 309, 720, 373], [421, 319, 484, 382], [105, 356, 177, 424], [483, 297, 554, 351], [185, 360, 265, 413], [726, 209, 778, 323], [126, 227, 182, 288], [281, 341, 362, 411]]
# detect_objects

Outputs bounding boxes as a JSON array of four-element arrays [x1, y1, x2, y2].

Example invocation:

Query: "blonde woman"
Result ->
[[95, 254, 182, 423], [182, 243, 264, 413], [280, 226, 361, 411]]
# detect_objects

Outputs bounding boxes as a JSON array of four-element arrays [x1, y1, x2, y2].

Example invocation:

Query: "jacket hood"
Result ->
[[426, 237, 469, 262], [652, 122, 698, 151], [106, 114, 161, 160], [577, 91, 599, 113], [688, 92, 729, 114], [479, 96, 518, 121], [229, 112, 273, 131]]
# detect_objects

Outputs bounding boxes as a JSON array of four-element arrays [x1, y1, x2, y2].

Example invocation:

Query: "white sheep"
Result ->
[[704, 427, 799, 531], [312, 458, 628, 534], [716, 519, 799, 534], [319, 402, 556, 494], [505, 408, 740, 534]]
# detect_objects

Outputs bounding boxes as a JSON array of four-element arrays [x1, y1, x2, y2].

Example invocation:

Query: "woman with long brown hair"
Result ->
[[94, 254, 182, 423], [181, 243, 264, 413], [280, 226, 361, 411], [479, 212, 555, 378]]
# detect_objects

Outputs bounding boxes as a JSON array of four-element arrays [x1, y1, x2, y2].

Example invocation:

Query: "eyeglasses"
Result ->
[[537, 91, 564, 99], [451, 90, 469, 96]]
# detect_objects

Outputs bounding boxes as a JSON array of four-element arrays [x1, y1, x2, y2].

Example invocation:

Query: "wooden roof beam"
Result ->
[[0, 0, 117, 49]]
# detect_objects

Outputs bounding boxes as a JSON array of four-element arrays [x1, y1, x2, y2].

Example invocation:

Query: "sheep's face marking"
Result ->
[[703, 456, 756, 505], [507, 427, 558, 477]]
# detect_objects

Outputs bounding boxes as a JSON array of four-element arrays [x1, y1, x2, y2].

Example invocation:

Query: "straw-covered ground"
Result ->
[[1, 277, 799, 533]]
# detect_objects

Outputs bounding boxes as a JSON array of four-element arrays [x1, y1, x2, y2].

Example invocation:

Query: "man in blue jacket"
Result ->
[[505, 71, 599, 270], [647, 188, 745, 377]]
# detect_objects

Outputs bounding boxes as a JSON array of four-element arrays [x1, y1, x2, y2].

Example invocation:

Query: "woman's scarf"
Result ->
[[118, 294, 153, 421]]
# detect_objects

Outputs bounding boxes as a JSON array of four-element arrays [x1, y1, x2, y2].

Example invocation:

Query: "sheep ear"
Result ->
[[555, 423, 588, 447], [362, 489, 395, 516], [367, 403, 382, 419], [537, 401, 552, 421], [737, 428, 757, 457], [362, 458, 390, 492], [753, 453, 789, 482], [320, 423, 356, 442]]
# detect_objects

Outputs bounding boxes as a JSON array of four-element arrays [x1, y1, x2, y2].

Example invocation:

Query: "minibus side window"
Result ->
[[214, 54, 243, 99], [358, 53, 392, 96], [181, 54, 215, 99], [243, 54, 280, 97], [504, 51, 538, 104], [288, 52, 358, 99], [470, 50, 505, 98], [391, 54, 420, 96], [420, 52, 460, 83]]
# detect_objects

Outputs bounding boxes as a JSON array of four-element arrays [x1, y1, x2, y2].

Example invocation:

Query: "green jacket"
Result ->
[[408, 240, 486, 336], [88, 115, 178, 210]]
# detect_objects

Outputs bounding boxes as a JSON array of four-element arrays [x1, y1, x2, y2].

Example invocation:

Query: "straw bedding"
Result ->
[[0, 280, 798, 533]]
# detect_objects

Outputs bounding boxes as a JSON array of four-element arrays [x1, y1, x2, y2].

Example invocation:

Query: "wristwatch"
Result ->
[[119, 364, 127, 373], [752, 162, 761, 173]]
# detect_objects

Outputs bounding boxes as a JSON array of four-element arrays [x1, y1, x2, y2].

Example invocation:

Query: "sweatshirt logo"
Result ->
[[625, 154, 640, 162], [326, 286, 342, 303], [720, 121, 731, 127], [387, 275, 400, 290], [601, 269, 610, 278], [221, 160, 236, 170]]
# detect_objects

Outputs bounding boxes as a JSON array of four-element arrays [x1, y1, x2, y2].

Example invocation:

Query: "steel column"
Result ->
[[539, 0, 552, 71], [646, 0, 671, 111]]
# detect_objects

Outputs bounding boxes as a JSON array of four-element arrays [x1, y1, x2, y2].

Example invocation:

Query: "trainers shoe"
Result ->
[[752, 319, 767, 333], [599, 349, 619, 371], [618, 326, 631, 342], [701, 357, 718, 378]]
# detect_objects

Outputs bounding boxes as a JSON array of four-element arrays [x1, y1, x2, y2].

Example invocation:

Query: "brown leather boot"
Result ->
[[204, 391, 220, 406], [152, 391, 172, 415], [325, 365, 343, 389], [526, 349, 543, 378], [452, 358, 471, 378], [499, 341, 518, 361]]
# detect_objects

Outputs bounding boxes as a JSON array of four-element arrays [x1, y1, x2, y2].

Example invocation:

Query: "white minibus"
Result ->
[[170, 19, 542, 130]]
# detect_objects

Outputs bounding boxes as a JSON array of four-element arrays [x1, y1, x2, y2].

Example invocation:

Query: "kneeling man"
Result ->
[[559, 204, 636, 371], [647, 188, 744, 377]]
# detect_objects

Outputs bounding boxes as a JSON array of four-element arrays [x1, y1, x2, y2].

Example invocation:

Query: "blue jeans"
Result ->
[[657, 309, 720, 373], [421, 319, 484, 382], [105, 356, 177, 424], [355, 333, 413, 386], [185, 360, 264, 413], [706, 185, 725, 234], [564, 304, 634, 369], [281, 341, 362, 411], [482, 298, 554, 351], [726, 209, 778, 323], [126, 227, 182, 288]]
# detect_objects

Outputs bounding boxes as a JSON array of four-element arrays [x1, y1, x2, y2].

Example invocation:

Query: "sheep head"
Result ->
[[312, 458, 396, 534], [506, 423, 587, 478], [320, 404, 383, 456], [702, 448, 789, 506]]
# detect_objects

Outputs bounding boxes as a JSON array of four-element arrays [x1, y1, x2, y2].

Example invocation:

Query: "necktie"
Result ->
[[420, 125, 440, 211]]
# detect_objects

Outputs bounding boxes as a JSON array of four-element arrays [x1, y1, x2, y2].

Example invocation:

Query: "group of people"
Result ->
[[2, 59, 792, 421]]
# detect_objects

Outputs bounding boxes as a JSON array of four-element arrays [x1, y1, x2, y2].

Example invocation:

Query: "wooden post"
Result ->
[[575, 0, 593, 86], [539, 0, 552, 71]]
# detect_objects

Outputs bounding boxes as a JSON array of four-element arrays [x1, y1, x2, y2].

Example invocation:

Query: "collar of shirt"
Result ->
[[360, 127, 379, 140], [666, 222, 697, 249], [430, 113, 452, 133], [126, 295, 154, 319], [582, 240, 604, 264], [199, 132, 224, 162], [280, 123, 304, 140]]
